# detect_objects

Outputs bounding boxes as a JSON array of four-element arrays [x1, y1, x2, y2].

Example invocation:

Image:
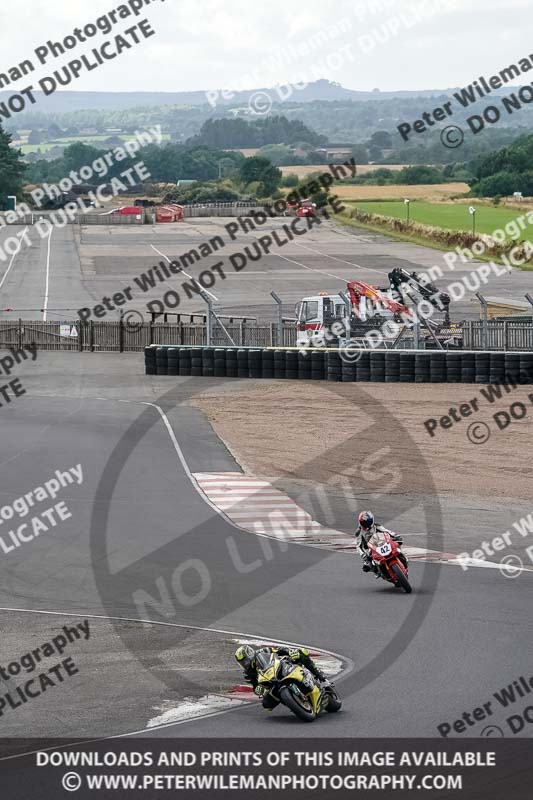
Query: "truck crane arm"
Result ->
[[388, 267, 450, 323], [346, 279, 412, 319]]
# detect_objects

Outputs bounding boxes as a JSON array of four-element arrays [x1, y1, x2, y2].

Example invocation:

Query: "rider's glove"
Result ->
[[254, 685, 265, 696]]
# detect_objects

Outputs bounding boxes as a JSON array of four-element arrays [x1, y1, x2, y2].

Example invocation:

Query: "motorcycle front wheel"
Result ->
[[279, 685, 316, 722], [390, 562, 412, 593], [325, 688, 342, 713]]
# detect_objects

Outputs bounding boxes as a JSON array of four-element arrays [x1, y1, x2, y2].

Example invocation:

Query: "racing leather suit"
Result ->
[[242, 647, 328, 711], [355, 523, 403, 573]]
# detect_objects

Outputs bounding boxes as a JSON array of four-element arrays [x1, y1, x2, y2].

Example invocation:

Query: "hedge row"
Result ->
[[145, 346, 533, 384], [345, 208, 533, 264]]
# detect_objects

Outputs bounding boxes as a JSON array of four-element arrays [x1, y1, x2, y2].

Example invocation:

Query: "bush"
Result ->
[[393, 165, 444, 185], [281, 174, 299, 187]]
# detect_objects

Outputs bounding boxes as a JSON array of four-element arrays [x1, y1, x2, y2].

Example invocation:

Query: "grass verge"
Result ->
[[334, 209, 533, 272]]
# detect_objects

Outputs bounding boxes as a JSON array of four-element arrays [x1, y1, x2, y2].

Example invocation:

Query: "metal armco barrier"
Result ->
[[144, 346, 533, 383]]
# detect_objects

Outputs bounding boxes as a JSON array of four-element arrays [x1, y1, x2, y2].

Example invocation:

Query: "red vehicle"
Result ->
[[118, 206, 141, 216], [367, 529, 411, 593]]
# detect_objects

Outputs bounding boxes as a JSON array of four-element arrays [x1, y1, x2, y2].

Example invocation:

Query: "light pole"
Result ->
[[404, 198, 410, 225], [469, 206, 476, 235]]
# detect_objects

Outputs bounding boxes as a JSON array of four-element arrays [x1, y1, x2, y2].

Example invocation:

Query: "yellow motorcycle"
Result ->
[[256, 649, 341, 722]]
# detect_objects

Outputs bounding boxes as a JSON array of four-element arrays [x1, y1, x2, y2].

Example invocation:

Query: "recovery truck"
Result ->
[[295, 268, 462, 350]]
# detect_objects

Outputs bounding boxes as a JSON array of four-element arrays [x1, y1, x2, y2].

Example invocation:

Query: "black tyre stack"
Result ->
[[341, 352, 357, 382], [326, 350, 342, 381], [145, 346, 156, 375], [430, 353, 447, 383], [202, 347, 214, 377], [274, 349, 286, 379], [155, 346, 168, 376], [489, 352, 505, 385], [285, 350, 298, 379], [385, 352, 401, 383], [519, 352, 533, 384], [178, 347, 192, 376], [415, 352, 431, 383], [298, 350, 312, 380], [355, 351, 371, 382], [370, 351, 385, 382], [446, 352, 462, 383], [399, 352, 415, 382], [248, 349, 262, 378], [461, 352, 476, 384], [262, 349, 274, 379], [191, 348, 202, 376], [475, 352, 490, 384], [311, 350, 325, 380], [505, 352, 520, 386], [214, 348, 227, 377], [237, 349, 249, 378], [167, 347, 179, 376], [226, 348, 238, 378], [146, 346, 533, 385]]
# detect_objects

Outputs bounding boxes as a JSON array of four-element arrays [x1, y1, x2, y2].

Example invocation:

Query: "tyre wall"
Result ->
[[145, 347, 533, 384]]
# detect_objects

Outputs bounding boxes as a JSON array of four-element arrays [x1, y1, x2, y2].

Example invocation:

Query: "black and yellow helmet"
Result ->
[[235, 644, 256, 670]]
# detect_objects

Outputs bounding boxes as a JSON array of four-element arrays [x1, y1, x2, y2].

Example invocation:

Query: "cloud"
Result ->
[[0, 0, 530, 93]]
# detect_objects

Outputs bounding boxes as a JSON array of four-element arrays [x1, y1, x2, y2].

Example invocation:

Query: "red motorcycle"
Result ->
[[367, 529, 412, 593]]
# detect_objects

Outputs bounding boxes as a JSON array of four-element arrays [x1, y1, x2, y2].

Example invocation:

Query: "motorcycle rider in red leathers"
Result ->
[[355, 510, 405, 575]]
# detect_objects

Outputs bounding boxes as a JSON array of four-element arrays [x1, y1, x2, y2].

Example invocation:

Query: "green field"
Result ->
[[352, 200, 533, 238], [19, 133, 171, 155]]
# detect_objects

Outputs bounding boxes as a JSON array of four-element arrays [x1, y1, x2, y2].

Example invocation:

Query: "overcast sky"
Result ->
[[2, 0, 532, 95]]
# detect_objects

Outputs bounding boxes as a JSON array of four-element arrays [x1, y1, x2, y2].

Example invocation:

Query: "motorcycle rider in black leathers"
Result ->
[[234, 644, 330, 710]]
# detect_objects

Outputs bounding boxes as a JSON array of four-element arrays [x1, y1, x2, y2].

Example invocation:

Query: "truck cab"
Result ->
[[296, 291, 395, 347], [296, 294, 348, 347]]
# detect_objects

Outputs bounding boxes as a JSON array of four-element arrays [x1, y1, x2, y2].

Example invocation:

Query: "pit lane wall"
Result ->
[[144, 346, 533, 384]]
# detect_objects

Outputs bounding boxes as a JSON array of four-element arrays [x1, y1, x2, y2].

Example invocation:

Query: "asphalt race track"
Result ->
[[1, 216, 533, 324], [0, 218, 532, 743], [0, 352, 531, 741]]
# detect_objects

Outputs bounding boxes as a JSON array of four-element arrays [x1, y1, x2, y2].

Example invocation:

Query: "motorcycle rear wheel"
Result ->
[[279, 685, 316, 722], [390, 562, 412, 593]]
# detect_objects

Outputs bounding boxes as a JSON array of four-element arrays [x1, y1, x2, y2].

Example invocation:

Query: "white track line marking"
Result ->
[[23, 392, 511, 571], [42, 226, 53, 321], [150, 244, 218, 301], [292, 240, 381, 273], [0, 227, 27, 292], [0, 607, 352, 754], [275, 251, 344, 281]]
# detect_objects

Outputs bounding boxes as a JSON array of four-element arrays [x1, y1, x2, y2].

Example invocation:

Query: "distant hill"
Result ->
[[0, 79, 507, 114]]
